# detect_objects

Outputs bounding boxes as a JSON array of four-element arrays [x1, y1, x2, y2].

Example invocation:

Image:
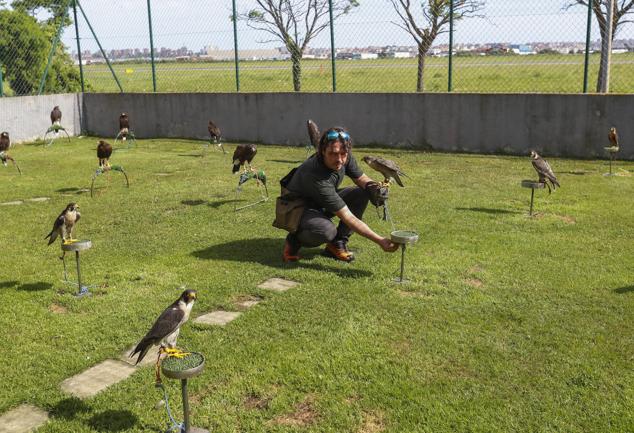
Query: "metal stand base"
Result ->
[[114, 130, 137, 149], [521, 180, 545, 216], [44, 125, 71, 146], [234, 169, 269, 211], [61, 240, 93, 297], [91, 165, 130, 197], [390, 231, 419, 283]]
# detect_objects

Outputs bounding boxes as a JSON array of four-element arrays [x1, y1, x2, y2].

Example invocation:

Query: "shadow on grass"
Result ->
[[17, 282, 53, 291], [56, 187, 89, 194], [0, 280, 18, 289], [50, 397, 91, 420], [192, 237, 371, 278], [559, 171, 588, 175], [455, 207, 520, 215], [88, 410, 138, 431], [614, 285, 634, 294], [181, 199, 244, 208], [177, 153, 203, 158]]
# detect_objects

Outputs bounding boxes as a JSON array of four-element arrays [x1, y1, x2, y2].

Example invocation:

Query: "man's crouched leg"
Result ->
[[283, 233, 301, 262]]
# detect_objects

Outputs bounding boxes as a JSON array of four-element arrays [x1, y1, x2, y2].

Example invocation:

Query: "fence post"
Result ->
[[582, 0, 593, 93], [73, 0, 85, 92], [232, 0, 240, 91], [448, 0, 454, 92], [328, 0, 337, 92], [147, 0, 157, 92], [0, 63, 3, 97]]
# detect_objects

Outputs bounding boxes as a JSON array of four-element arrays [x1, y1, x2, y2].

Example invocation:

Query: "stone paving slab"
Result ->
[[60, 360, 136, 399], [27, 197, 50, 202], [257, 277, 299, 292], [0, 201, 23, 206], [0, 404, 49, 433], [194, 311, 241, 326], [120, 344, 161, 367], [237, 299, 261, 308]]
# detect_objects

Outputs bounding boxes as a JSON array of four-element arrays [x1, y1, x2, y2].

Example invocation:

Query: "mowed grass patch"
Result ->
[[0, 138, 633, 432]]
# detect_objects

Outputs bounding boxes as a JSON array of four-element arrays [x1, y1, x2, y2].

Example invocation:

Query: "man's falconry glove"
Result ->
[[365, 181, 389, 207]]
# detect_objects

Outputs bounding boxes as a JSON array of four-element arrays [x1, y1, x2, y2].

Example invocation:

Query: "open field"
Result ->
[[78, 53, 634, 94], [0, 138, 633, 432]]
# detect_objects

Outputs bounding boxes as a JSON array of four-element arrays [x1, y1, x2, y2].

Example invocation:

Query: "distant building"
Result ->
[[205, 47, 288, 61]]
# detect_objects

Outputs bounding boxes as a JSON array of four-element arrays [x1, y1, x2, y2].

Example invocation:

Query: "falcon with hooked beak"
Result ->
[[530, 150, 560, 193], [362, 155, 407, 187], [130, 289, 197, 382], [45, 203, 80, 246]]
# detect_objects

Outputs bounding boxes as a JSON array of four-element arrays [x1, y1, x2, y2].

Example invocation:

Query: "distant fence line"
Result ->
[[1, 0, 633, 96]]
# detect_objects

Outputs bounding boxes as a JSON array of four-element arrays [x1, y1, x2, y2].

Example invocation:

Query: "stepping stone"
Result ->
[[120, 344, 161, 367], [257, 278, 299, 292], [0, 201, 23, 206], [27, 197, 50, 202], [237, 299, 261, 308], [0, 404, 49, 433], [154, 173, 173, 176], [194, 311, 241, 326], [60, 360, 136, 399]]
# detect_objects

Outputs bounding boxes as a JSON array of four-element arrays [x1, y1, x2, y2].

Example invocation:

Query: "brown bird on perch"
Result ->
[[530, 150, 560, 194], [608, 127, 619, 148], [232, 143, 257, 173], [119, 113, 129, 141], [362, 155, 407, 187], [208, 120, 225, 153], [97, 140, 113, 168]]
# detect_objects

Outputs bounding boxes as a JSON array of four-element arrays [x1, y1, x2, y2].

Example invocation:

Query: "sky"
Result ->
[[57, 0, 634, 53]]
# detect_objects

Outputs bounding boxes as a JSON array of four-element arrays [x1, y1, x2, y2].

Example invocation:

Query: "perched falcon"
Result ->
[[608, 127, 619, 148], [307, 119, 320, 149], [50, 106, 62, 125], [232, 143, 257, 173], [45, 203, 80, 245], [208, 120, 220, 142], [130, 289, 197, 365], [119, 113, 129, 141], [362, 155, 407, 187], [530, 151, 560, 193], [97, 140, 113, 167]]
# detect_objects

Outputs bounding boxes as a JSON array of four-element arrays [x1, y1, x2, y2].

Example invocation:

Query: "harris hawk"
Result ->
[[530, 151, 560, 193], [232, 143, 257, 173], [97, 140, 113, 168], [130, 289, 197, 382], [362, 155, 407, 187], [119, 113, 129, 141], [608, 127, 619, 148], [306, 119, 320, 150], [0, 132, 20, 174], [51, 106, 62, 125], [45, 203, 80, 246], [208, 119, 225, 153]]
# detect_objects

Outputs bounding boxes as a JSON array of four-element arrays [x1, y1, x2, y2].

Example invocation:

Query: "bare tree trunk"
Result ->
[[597, 0, 615, 92], [290, 48, 302, 92], [416, 43, 432, 92]]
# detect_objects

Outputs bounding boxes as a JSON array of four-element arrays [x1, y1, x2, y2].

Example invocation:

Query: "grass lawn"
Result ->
[[76, 53, 634, 94], [0, 137, 633, 432]]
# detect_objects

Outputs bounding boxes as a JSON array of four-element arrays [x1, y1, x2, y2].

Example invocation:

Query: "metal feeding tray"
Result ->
[[161, 352, 205, 380], [391, 230, 419, 283]]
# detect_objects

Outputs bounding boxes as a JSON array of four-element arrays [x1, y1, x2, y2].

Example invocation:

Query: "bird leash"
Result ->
[[156, 382, 185, 433]]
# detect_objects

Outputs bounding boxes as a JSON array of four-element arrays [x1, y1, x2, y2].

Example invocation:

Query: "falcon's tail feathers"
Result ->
[[232, 160, 240, 173], [393, 175, 405, 187], [130, 340, 152, 365], [45, 230, 57, 245]]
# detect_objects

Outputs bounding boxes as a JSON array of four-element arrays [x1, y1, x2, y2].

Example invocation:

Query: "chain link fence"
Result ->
[[1, 0, 633, 96]]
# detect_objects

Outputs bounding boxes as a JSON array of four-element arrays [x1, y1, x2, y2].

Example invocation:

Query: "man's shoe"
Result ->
[[324, 240, 355, 262], [283, 239, 300, 262]]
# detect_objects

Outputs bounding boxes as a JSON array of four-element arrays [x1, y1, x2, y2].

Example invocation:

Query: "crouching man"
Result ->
[[282, 127, 398, 262]]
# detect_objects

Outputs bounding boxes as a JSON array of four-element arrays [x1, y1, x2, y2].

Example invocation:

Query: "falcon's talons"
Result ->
[[162, 347, 190, 358]]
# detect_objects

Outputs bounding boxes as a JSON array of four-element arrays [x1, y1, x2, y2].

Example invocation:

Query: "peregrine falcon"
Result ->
[[362, 155, 407, 187], [307, 119, 320, 149], [119, 113, 129, 141], [45, 203, 80, 245], [208, 120, 225, 153], [130, 289, 197, 381], [608, 127, 619, 148], [530, 151, 560, 193], [232, 144, 257, 173], [97, 140, 113, 168]]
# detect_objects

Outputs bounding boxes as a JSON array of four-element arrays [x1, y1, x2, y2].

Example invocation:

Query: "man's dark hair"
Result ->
[[317, 126, 352, 161]]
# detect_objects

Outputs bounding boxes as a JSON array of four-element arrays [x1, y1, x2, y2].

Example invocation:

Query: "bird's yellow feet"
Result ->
[[159, 347, 191, 358], [62, 238, 78, 245]]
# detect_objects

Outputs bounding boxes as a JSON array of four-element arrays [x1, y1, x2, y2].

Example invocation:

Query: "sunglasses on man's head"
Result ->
[[326, 130, 351, 142]]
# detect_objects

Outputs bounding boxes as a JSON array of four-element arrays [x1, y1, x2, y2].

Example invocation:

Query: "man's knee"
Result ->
[[297, 223, 337, 247]]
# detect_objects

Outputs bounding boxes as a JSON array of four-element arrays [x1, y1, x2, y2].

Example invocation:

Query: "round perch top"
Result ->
[[391, 230, 419, 245], [61, 240, 92, 252], [604, 146, 620, 153], [521, 180, 545, 189], [162, 352, 205, 380]]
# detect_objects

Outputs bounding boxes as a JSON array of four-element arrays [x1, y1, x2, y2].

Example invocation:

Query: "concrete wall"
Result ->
[[0, 93, 82, 143], [12, 92, 632, 160]]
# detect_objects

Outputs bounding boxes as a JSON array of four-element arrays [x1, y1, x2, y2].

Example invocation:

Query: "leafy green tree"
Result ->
[[0, 9, 48, 95]]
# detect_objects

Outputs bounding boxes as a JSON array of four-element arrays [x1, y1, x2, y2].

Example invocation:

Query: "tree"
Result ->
[[240, 0, 358, 91], [388, 0, 484, 92], [568, 0, 634, 92], [0, 10, 48, 95]]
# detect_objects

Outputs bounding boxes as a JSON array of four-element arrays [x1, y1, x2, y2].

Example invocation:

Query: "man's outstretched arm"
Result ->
[[334, 206, 398, 252]]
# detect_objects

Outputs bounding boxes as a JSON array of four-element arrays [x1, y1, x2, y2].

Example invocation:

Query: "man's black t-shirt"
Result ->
[[286, 154, 363, 213]]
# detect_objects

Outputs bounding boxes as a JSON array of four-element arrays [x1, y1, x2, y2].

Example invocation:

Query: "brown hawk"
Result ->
[[97, 140, 113, 167], [608, 127, 619, 148], [307, 119, 320, 149], [119, 113, 129, 141], [51, 106, 62, 125], [232, 144, 257, 173], [362, 155, 407, 187], [530, 151, 560, 193]]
